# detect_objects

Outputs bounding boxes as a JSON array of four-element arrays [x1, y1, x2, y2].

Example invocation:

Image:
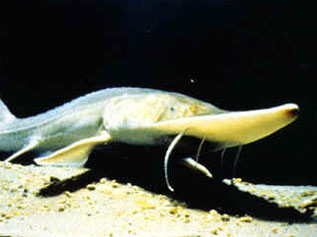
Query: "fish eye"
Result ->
[[170, 106, 175, 112]]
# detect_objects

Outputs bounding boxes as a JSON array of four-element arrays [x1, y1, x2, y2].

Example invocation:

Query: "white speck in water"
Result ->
[[190, 78, 197, 84]]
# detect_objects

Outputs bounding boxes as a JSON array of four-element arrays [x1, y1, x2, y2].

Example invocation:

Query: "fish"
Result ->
[[0, 87, 299, 191]]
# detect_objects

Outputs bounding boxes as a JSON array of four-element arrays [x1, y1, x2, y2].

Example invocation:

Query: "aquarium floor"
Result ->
[[0, 161, 316, 237]]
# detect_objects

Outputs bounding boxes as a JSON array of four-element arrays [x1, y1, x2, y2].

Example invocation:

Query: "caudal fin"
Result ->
[[0, 98, 16, 123]]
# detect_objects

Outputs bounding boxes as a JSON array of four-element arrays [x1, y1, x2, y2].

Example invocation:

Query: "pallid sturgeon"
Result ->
[[0, 87, 299, 191]]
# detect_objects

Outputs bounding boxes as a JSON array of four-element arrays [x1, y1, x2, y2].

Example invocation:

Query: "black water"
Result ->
[[0, 0, 315, 187]]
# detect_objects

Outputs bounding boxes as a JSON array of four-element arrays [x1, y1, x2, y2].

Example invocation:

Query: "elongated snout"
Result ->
[[282, 103, 300, 119], [150, 103, 299, 147], [217, 103, 299, 147], [189, 103, 299, 147]]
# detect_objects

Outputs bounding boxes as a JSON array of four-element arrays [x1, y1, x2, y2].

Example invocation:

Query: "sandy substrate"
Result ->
[[0, 161, 316, 237]]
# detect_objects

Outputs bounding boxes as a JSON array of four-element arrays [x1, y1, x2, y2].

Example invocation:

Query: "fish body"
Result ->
[[0, 87, 298, 174], [0, 88, 220, 151]]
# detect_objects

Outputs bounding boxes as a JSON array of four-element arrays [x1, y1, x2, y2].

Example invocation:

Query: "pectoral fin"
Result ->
[[5, 138, 40, 163], [34, 131, 111, 167]]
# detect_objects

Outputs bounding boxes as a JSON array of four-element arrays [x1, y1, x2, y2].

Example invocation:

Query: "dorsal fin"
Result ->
[[0, 98, 16, 123]]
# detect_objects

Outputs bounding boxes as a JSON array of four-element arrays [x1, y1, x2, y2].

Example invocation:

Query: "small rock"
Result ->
[[238, 216, 253, 223], [86, 184, 96, 191], [99, 178, 107, 184], [221, 214, 230, 222]]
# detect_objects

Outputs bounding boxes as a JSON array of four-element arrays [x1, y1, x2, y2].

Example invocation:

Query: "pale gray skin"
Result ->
[[0, 88, 222, 152], [0, 87, 299, 191]]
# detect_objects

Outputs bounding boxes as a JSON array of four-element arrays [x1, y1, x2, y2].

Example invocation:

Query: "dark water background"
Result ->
[[0, 0, 315, 186]]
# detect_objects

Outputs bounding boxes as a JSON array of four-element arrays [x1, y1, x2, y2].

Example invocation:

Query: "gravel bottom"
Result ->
[[0, 161, 316, 237]]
